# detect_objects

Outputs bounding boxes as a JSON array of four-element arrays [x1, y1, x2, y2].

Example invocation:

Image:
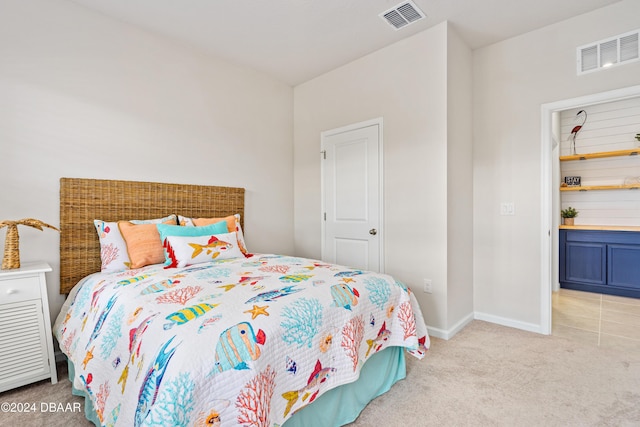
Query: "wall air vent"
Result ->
[[577, 29, 639, 75], [380, 1, 425, 30]]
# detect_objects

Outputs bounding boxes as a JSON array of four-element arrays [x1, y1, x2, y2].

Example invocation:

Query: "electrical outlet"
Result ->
[[423, 279, 432, 293]]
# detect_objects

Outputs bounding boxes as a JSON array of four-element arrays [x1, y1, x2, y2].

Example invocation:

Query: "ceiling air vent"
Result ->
[[577, 29, 639, 75], [380, 1, 425, 30]]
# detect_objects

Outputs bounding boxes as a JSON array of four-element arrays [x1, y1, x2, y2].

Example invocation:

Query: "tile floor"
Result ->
[[552, 288, 640, 352]]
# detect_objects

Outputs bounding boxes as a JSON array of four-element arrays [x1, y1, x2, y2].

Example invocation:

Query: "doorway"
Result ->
[[321, 118, 384, 272], [540, 84, 640, 335]]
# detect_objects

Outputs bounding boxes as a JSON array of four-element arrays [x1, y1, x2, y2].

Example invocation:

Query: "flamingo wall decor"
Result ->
[[569, 110, 587, 155]]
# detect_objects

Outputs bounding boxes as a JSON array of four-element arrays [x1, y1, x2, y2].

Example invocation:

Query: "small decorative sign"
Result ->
[[564, 176, 581, 187]]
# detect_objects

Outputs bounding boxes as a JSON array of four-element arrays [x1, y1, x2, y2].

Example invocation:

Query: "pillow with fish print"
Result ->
[[178, 213, 249, 256], [157, 221, 228, 266], [163, 231, 244, 268], [94, 214, 177, 272]]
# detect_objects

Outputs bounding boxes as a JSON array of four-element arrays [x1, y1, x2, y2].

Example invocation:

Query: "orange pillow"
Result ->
[[192, 215, 236, 231], [118, 220, 175, 269]]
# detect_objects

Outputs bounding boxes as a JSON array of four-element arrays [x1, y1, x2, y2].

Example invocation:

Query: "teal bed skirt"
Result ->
[[68, 345, 406, 427], [282, 345, 406, 427]]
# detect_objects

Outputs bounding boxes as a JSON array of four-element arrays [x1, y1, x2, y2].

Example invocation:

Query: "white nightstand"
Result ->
[[0, 262, 58, 392]]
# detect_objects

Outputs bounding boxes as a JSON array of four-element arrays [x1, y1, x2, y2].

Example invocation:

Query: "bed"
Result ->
[[54, 177, 429, 427]]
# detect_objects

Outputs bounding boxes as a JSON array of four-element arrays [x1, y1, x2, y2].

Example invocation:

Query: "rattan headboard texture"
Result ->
[[59, 177, 244, 294]]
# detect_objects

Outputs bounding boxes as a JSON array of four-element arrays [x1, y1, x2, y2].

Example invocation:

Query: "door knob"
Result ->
[[369, 229, 377, 235]]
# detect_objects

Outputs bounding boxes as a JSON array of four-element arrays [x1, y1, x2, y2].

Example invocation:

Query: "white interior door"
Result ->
[[321, 119, 383, 272]]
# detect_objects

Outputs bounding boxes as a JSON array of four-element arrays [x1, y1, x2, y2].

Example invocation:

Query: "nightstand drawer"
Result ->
[[0, 276, 41, 304]]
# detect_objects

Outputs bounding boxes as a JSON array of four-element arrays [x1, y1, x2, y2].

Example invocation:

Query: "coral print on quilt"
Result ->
[[54, 254, 429, 427]]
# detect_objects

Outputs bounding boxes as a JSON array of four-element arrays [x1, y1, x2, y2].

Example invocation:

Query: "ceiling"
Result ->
[[67, 0, 621, 86]]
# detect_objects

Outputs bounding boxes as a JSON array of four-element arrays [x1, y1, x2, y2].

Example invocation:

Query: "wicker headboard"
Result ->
[[59, 177, 245, 294]]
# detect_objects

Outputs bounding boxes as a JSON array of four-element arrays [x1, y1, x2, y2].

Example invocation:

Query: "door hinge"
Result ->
[[324, 212, 326, 221], [321, 150, 326, 159]]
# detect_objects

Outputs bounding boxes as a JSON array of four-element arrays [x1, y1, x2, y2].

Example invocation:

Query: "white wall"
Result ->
[[473, 0, 640, 328], [446, 26, 474, 331], [294, 22, 474, 333], [0, 0, 294, 324]]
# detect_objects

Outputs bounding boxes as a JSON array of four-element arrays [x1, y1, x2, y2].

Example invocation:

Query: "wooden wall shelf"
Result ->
[[560, 183, 640, 191], [560, 148, 639, 162], [559, 225, 640, 232]]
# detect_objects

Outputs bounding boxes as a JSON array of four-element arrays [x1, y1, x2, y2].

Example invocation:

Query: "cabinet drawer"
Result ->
[[0, 277, 41, 304]]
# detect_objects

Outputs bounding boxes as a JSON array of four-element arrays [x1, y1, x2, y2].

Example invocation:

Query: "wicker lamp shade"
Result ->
[[0, 218, 60, 269]]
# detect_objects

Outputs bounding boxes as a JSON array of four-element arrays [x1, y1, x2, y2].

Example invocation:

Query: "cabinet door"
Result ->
[[608, 244, 640, 290], [0, 300, 50, 392], [565, 242, 607, 285]]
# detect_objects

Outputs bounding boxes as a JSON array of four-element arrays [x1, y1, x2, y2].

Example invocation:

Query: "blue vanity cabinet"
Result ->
[[559, 229, 640, 298]]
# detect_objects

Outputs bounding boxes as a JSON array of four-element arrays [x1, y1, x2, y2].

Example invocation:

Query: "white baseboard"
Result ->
[[427, 311, 545, 340], [426, 312, 474, 340], [474, 311, 545, 335]]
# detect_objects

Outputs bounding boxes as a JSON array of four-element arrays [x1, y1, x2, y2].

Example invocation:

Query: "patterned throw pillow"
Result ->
[[94, 214, 177, 272], [156, 222, 229, 266], [163, 231, 245, 268], [178, 213, 249, 255]]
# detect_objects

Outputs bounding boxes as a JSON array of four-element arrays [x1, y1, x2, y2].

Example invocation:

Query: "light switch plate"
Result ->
[[500, 202, 515, 216]]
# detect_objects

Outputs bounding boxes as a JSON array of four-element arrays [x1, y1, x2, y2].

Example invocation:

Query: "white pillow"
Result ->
[[164, 231, 244, 268], [178, 213, 249, 256]]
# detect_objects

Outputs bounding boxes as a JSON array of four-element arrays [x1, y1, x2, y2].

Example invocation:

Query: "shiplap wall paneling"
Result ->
[[562, 191, 640, 226], [562, 157, 639, 187], [560, 97, 640, 155], [560, 97, 640, 226]]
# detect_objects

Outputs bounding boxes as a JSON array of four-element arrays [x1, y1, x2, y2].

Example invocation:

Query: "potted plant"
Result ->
[[561, 207, 578, 226]]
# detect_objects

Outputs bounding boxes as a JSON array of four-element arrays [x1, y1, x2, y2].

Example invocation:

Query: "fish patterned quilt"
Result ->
[[54, 254, 429, 427]]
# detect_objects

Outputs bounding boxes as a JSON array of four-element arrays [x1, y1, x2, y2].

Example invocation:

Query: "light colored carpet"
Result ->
[[351, 320, 640, 427], [1, 320, 639, 426]]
